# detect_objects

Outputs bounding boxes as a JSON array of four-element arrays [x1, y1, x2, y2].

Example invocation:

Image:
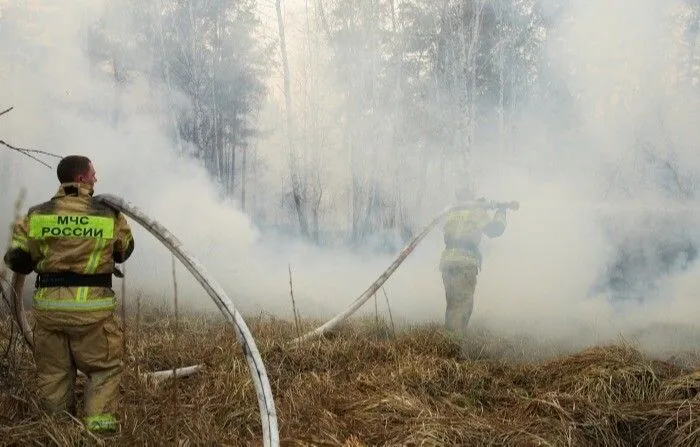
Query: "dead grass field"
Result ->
[[2, 310, 700, 446]]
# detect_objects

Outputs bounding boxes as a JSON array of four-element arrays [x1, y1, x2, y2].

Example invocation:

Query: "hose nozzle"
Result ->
[[488, 200, 520, 211], [500, 200, 520, 211]]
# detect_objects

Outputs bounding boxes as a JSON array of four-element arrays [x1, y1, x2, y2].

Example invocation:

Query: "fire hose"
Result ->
[[290, 200, 519, 344], [9, 273, 205, 382], [8, 194, 279, 447]]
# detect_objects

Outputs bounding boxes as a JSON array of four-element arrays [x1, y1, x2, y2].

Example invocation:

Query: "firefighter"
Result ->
[[439, 186, 508, 337], [3, 155, 134, 433]]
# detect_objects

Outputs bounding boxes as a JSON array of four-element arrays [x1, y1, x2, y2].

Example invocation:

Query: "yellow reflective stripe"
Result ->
[[84, 414, 117, 432], [11, 236, 28, 251], [444, 211, 474, 237], [441, 248, 480, 264], [85, 238, 107, 274], [33, 296, 116, 311], [76, 287, 89, 302], [36, 239, 49, 270], [85, 414, 116, 423], [72, 237, 108, 303], [28, 214, 115, 240]]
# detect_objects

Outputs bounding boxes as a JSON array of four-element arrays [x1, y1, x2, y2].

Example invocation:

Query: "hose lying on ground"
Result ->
[[145, 364, 204, 383], [9, 194, 279, 447], [96, 194, 279, 447], [10, 272, 205, 382], [290, 200, 519, 345]]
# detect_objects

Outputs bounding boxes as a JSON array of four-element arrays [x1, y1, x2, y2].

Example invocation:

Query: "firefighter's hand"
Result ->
[[495, 201, 519, 211]]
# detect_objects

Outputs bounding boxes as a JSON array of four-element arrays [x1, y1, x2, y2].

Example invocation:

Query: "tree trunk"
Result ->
[[276, 0, 310, 239], [241, 148, 247, 212], [466, 0, 487, 164]]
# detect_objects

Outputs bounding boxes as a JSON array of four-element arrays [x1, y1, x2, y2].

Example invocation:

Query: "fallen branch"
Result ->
[[0, 106, 13, 118]]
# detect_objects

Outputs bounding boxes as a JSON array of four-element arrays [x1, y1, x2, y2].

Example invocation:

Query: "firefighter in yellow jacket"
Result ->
[[3, 155, 134, 433], [440, 187, 507, 337]]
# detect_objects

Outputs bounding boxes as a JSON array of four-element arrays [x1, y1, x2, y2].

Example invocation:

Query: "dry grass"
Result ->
[[2, 310, 700, 446]]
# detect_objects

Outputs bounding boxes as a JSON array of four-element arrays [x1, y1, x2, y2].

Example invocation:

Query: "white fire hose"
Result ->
[[290, 200, 519, 344], [8, 194, 279, 447]]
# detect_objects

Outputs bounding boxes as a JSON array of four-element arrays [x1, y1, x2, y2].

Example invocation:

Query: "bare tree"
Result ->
[[276, 0, 311, 239]]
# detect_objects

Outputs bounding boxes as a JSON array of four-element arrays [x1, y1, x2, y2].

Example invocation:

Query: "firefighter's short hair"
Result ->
[[57, 155, 92, 183]]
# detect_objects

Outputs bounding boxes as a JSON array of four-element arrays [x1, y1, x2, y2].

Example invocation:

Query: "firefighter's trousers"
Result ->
[[440, 265, 478, 337], [33, 314, 123, 429]]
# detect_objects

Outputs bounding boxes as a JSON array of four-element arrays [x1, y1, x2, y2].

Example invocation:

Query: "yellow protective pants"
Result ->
[[440, 264, 478, 337], [33, 314, 123, 431]]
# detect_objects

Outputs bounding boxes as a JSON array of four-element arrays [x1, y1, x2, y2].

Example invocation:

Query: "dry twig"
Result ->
[[382, 287, 395, 339], [288, 264, 301, 340], [171, 255, 180, 442], [1, 312, 699, 445], [0, 106, 61, 168]]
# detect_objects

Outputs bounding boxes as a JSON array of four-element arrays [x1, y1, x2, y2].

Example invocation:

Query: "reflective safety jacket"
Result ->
[[3, 183, 134, 318], [440, 206, 506, 271]]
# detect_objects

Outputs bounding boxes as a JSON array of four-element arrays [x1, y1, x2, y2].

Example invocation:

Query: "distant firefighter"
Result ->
[[439, 186, 516, 337]]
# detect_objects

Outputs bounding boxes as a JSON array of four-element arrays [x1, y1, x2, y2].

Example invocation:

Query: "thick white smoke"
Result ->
[[1, 0, 699, 357]]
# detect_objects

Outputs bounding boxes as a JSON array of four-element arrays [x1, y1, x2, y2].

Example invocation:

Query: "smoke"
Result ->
[[1, 0, 699, 358], [466, 0, 700, 351], [0, 0, 439, 324], [0, 1, 257, 311]]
